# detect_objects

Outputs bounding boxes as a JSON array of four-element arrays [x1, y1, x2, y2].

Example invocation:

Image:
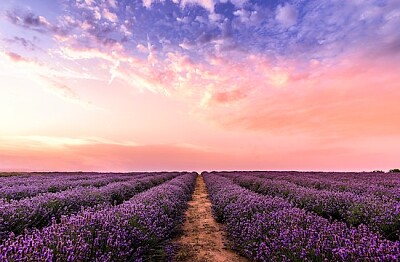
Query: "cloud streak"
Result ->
[[0, 50, 99, 109], [0, 136, 235, 171], [2, 36, 40, 51]]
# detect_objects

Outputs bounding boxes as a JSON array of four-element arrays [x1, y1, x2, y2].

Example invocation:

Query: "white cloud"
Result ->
[[181, 0, 215, 13], [195, 15, 208, 23], [179, 41, 193, 50], [84, 0, 95, 6], [143, 0, 153, 8], [136, 44, 148, 53], [120, 24, 131, 36], [93, 8, 101, 20], [276, 3, 298, 27], [102, 8, 118, 22], [234, 9, 250, 23], [209, 12, 223, 22], [108, 0, 117, 8], [142, 0, 215, 12], [230, 0, 247, 8]]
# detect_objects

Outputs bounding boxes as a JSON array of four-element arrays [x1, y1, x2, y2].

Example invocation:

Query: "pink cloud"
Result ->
[[5, 52, 31, 63], [211, 55, 400, 139], [211, 88, 247, 104], [57, 42, 398, 142], [33, 37, 400, 143]]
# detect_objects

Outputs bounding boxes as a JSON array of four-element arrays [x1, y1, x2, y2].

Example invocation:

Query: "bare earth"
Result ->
[[173, 176, 248, 262]]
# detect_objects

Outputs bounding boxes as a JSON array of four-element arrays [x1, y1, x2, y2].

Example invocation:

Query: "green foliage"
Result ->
[[47, 186, 58, 193], [346, 204, 368, 227], [389, 169, 400, 173]]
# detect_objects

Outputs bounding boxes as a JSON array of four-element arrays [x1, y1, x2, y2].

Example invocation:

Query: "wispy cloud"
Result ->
[[0, 50, 100, 109], [0, 135, 235, 171], [0, 136, 137, 149], [42, 77, 101, 110], [3, 51, 31, 63], [2, 36, 41, 51], [6, 10, 67, 37]]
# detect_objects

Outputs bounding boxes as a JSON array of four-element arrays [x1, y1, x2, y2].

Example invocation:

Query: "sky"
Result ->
[[0, 0, 399, 172]]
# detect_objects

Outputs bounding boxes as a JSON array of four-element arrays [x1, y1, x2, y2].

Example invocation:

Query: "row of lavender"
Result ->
[[218, 172, 400, 241], [1, 173, 197, 261], [203, 172, 400, 261], [0, 172, 150, 200], [0, 172, 117, 188], [0, 172, 181, 242], [236, 171, 400, 200]]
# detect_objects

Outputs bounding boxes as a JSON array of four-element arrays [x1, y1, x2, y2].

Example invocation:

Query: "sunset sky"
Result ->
[[0, 0, 399, 172]]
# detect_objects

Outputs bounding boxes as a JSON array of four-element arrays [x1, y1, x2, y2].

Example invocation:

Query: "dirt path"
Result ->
[[173, 175, 248, 262]]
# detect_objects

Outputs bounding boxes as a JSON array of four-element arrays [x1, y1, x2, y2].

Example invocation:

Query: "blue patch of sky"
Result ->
[[2, 0, 399, 64]]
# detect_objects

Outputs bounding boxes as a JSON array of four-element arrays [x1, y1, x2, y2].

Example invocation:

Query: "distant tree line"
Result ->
[[371, 169, 400, 173]]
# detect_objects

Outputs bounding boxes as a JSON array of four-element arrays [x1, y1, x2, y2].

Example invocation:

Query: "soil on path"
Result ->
[[173, 175, 248, 262]]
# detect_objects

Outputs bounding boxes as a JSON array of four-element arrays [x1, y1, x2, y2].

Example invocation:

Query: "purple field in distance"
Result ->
[[0, 171, 399, 261]]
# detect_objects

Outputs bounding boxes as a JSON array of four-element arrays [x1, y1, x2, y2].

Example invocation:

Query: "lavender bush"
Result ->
[[0, 172, 196, 261], [0, 172, 180, 241], [203, 173, 400, 261], [0, 173, 152, 201], [220, 172, 400, 240]]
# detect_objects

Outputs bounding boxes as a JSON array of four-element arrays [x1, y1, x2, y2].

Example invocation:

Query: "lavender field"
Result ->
[[204, 171, 400, 261], [1, 171, 400, 261], [0, 172, 197, 261]]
